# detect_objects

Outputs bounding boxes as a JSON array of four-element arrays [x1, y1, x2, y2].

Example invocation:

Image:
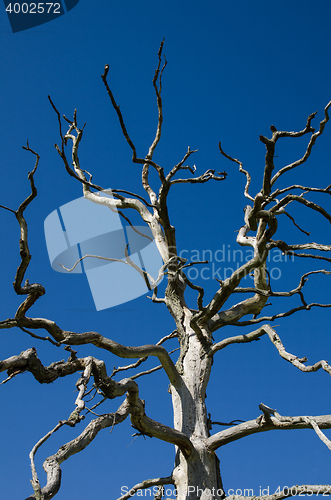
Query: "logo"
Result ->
[[4, 1, 80, 33], [44, 190, 163, 310]]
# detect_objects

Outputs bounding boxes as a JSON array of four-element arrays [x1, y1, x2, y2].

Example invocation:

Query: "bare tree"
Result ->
[[1, 41, 331, 500]]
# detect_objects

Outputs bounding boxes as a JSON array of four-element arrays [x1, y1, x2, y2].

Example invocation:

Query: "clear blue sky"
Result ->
[[1, 1, 331, 498]]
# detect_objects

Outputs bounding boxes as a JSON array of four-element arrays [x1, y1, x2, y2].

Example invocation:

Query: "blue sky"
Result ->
[[1, 1, 331, 498]]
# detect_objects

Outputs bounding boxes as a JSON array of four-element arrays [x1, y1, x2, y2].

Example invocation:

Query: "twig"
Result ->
[[219, 142, 253, 201]]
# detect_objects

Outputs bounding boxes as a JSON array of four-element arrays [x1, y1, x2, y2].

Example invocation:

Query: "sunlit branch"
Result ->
[[265, 326, 331, 376], [206, 406, 331, 451], [302, 416, 331, 451]]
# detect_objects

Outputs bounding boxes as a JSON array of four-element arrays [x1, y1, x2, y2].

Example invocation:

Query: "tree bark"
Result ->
[[166, 281, 224, 500]]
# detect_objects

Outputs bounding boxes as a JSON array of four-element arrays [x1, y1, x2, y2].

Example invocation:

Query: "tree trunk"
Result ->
[[167, 291, 224, 500]]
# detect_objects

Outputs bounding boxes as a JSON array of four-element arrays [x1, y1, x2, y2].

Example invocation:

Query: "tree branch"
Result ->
[[165, 146, 198, 182], [271, 101, 331, 186], [101, 59, 164, 177], [208, 325, 270, 356], [112, 330, 177, 377], [219, 142, 254, 201], [3, 315, 181, 388], [222, 300, 331, 327], [302, 416, 331, 451], [207, 407, 331, 451], [25, 402, 131, 500], [148, 38, 166, 160], [22, 353, 190, 499], [169, 168, 227, 185], [269, 183, 331, 200], [265, 326, 331, 375], [270, 193, 331, 224], [11, 143, 45, 299], [0, 347, 84, 384]]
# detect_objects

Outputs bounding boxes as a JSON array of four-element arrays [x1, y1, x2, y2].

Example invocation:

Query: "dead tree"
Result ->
[[1, 41, 331, 500]]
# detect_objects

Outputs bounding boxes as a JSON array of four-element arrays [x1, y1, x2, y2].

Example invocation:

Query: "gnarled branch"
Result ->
[[207, 406, 331, 451]]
